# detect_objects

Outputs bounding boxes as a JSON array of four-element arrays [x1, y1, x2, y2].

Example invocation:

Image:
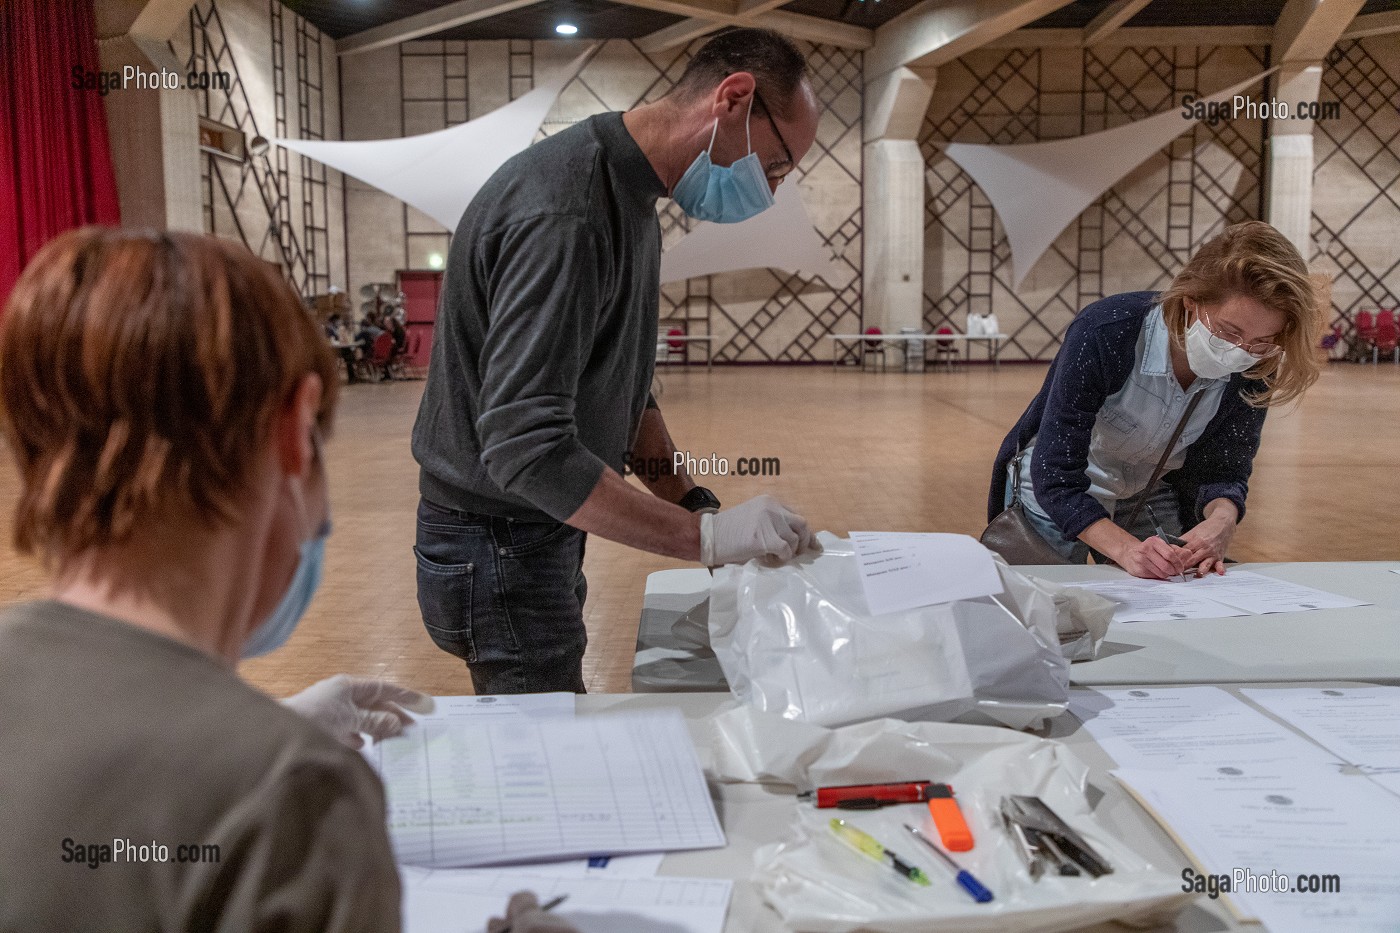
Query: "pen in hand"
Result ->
[[489, 893, 568, 933], [1145, 504, 1189, 582]]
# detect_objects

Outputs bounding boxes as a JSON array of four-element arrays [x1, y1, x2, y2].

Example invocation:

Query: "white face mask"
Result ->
[[1184, 313, 1259, 379]]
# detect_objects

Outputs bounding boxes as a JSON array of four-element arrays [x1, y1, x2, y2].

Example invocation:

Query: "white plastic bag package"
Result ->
[[701, 706, 1193, 933], [708, 533, 1073, 729], [1038, 579, 1114, 662]]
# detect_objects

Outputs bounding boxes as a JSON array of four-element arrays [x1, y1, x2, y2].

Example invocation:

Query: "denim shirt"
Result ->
[[1019, 305, 1227, 519]]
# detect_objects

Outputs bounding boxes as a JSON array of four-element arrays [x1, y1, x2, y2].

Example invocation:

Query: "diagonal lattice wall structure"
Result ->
[[394, 37, 862, 364], [921, 44, 1267, 362], [1311, 36, 1400, 346]]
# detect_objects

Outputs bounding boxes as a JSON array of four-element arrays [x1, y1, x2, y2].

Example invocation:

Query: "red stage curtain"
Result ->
[[0, 0, 121, 308]]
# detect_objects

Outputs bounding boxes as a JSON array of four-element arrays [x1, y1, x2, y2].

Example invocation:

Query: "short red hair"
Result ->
[[0, 227, 338, 563]]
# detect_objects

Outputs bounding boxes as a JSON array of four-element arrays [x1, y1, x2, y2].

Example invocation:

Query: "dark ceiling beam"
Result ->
[[1343, 8, 1400, 38], [337, 0, 553, 56], [866, 0, 1078, 79], [1082, 0, 1152, 46]]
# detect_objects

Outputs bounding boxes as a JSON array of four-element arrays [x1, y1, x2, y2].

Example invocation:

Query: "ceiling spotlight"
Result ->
[[555, 22, 579, 35], [427, 252, 445, 270]]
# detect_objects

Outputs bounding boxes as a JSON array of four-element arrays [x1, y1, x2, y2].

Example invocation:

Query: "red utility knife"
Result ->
[[803, 780, 933, 810]]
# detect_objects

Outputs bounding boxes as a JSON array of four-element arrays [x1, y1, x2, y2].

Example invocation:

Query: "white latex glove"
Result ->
[[282, 674, 434, 749], [699, 493, 813, 566], [486, 892, 580, 933]]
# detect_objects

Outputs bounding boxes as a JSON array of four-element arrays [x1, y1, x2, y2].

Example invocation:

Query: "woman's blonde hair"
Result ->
[[0, 227, 339, 565], [1160, 221, 1323, 408]]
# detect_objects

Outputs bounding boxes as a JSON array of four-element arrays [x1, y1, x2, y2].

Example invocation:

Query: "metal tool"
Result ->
[[998, 795, 1113, 880]]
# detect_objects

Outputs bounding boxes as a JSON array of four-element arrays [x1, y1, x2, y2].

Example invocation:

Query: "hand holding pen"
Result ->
[[487, 893, 574, 933]]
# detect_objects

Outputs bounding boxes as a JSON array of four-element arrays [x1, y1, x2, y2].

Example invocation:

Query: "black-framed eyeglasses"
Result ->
[[753, 89, 794, 180]]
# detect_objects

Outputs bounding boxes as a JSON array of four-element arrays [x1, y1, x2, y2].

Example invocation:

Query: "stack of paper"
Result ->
[[850, 532, 1004, 616], [401, 867, 733, 933], [1077, 687, 1400, 932], [1072, 570, 1368, 624], [1114, 763, 1400, 933], [1069, 687, 1338, 769], [1242, 686, 1400, 797], [364, 707, 725, 868]]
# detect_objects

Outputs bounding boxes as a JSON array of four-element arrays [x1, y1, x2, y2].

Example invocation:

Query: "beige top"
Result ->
[[0, 600, 401, 932]]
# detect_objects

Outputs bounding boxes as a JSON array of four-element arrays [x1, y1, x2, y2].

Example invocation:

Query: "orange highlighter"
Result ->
[[926, 783, 974, 851]]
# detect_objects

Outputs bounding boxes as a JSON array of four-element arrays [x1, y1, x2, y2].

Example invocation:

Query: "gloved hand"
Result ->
[[699, 493, 813, 566], [486, 891, 580, 933], [282, 674, 434, 749]]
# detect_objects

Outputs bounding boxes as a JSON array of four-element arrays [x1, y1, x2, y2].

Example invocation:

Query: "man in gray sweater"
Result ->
[[412, 29, 821, 694]]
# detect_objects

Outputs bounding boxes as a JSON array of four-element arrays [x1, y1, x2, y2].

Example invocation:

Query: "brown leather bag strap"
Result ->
[[1121, 391, 1204, 532]]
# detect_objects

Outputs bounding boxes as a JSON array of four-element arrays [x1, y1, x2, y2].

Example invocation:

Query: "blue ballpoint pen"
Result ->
[[903, 824, 994, 903]]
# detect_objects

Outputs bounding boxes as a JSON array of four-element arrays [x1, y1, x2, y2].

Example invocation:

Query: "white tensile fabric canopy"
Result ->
[[660, 181, 840, 285], [273, 45, 839, 286], [941, 70, 1274, 289], [273, 48, 595, 232]]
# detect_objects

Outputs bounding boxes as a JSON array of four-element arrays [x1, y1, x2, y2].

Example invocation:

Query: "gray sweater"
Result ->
[[413, 111, 667, 522]]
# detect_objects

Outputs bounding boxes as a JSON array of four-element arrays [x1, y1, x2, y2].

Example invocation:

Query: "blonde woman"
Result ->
[[989, 221, 1322, 579]]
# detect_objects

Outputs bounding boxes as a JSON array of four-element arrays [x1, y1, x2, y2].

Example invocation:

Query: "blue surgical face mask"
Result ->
[[671, 98, 775, 224], [242, 524, 329, 659]]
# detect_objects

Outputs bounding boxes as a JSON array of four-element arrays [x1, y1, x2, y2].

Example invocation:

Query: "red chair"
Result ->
[[1356, 309, 1377, 346], [356, 332, 397, 381], [1374, 309, 1399, 365], [934, 325, 960, 371], [862, 326, 887, 372], [662, 327, 687, 366]]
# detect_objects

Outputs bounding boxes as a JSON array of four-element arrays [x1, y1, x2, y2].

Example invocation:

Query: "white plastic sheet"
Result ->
[[708, 533, 1076, 730], [701, 706, 1193, 933]]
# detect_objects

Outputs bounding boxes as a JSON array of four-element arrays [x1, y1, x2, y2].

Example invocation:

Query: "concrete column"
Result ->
[[862, 67, 934, 334], [1264, 62, 1323, 257], [96, 1, 203, 232]]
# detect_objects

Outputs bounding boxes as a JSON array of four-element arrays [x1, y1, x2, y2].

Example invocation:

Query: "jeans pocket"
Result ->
[[414, 546, 477, 662], [497, 520, 572, 559]]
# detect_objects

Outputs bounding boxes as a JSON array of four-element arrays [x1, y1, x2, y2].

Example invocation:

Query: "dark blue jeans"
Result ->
[[414, 498, 588, 694]]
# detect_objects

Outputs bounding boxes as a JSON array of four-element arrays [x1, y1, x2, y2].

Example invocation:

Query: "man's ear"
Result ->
[[710, 71, 757, 119], [274, 373, 324, 478]]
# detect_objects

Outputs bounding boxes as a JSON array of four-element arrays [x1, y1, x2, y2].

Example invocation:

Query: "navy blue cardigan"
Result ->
[[987, 292, 1267, 538]]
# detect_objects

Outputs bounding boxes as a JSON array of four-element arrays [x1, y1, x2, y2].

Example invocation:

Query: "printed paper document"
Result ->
[[1070, 687, 1335, 769], [1071, 570, 1366, 623], [850, 532, 1003, 616], [366, 709, 725, 867], [416, 693, 575, 723], [1069, 578, 1246, 623], [1241, 686, 1400, 770], [1190, 570, 1368, 614], [400, 867, 733, 933], [1113, 763, 1400, 933]]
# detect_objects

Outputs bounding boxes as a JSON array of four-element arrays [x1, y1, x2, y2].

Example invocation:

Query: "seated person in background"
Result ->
[[988, 221, 1322, 579], [382, 312, 408, 380], [0, 228, 569, 931], [325, 312, 360, 383], [356, 309, 384, 354]]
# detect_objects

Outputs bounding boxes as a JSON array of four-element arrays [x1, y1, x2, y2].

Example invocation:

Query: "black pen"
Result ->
[[492, 894, 567, 933], [1145, 504, 1191, 582]]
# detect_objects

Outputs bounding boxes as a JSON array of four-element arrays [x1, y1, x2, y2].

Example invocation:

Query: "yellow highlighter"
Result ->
[[828, 818, 932, 886]]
